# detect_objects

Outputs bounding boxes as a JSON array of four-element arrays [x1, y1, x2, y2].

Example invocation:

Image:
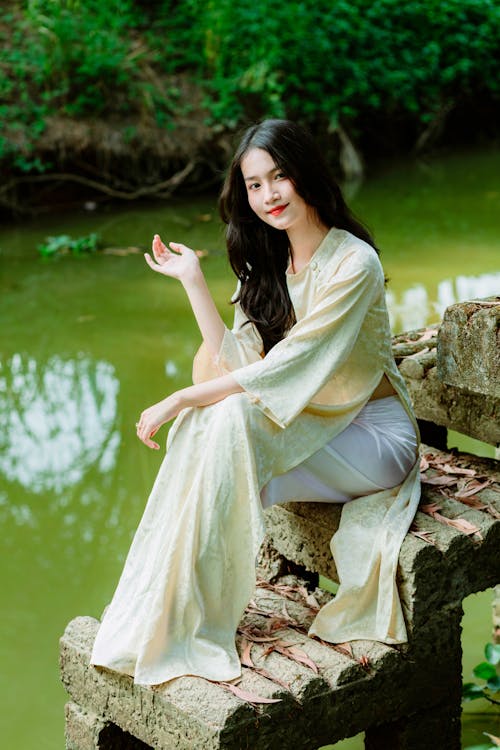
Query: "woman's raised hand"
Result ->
[[144, 234, 201, 285]]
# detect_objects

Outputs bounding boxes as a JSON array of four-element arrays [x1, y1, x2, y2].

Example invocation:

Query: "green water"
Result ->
[[1, 147, 499, 749]]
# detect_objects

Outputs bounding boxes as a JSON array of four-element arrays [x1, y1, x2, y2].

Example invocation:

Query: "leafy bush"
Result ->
[[185, 0, 500, 129], [463, 642, 500, 704], [24, 0, 144, 115]]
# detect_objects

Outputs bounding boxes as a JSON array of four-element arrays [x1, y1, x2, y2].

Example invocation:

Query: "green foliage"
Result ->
[[1, 0, 500, 173], [463, 643, 500, 750], [37, 232, 100, 257], [186, 0, 500, 127], [24, 0, 143, 115], [463, 642, 500, 703], [0, 0, 177, 168]]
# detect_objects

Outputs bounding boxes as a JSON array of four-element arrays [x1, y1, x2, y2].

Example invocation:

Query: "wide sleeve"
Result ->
[[232, 246, 384, 427], [192, 285, 264, 384]]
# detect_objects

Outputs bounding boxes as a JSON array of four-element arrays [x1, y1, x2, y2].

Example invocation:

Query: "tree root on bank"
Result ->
[[414, 100, 454, 153], [0, 160, 199, 213]]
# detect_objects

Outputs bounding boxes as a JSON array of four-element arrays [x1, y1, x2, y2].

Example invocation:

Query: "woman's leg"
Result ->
[[261, 396, 417, 508], [90, 393, 349, 686]]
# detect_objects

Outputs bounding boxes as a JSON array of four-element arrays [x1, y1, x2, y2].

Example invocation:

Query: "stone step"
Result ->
[[62, 578, 445, 750]]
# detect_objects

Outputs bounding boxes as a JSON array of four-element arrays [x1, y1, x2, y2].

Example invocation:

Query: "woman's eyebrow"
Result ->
[[243, 168, 279, 182]]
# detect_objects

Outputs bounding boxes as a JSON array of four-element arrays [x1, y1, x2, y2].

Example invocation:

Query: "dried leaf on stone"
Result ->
[[219, 681, 282, 705], [432, 511, 482, 539], [421, 502, 442, 515], [238, 625, 283, 643], [245, 602, 276, 618], [420, 505, 482, 539], [420, 455, 430, 471], [332, 641, 369, 669], [440, 464, 476, 477], [238, 640, 292, 691], [240, 637, 254, 668], [455, 479, 493, 498], [263, 618, 287, 633], [409, 528, 437, 546], [251, 667, 291, 692], [485, 504, 500, 520], [359, 655, 371, 669], [274, 643, 319, 673], [256, 580, 273, 590], [333, 642, 354, 658], [305, 592, 320, 611], [420, 474, 457, 486]]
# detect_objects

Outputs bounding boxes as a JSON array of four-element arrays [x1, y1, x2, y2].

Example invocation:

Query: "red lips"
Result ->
[[267, 204, 288, 216]]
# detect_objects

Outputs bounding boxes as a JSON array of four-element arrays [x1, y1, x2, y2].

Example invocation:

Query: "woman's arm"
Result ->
[[136, 373, 243, 450], [144, 234, 226, 357]]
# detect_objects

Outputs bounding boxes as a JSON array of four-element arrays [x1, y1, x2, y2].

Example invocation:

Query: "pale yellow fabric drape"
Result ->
[[90, 228, 420, 686], [195, 227, 421, 644]]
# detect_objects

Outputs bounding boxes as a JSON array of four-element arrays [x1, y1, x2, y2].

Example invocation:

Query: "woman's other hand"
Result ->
[[144, 234, 201, 285], [135, 374, 243, 450], [135, 393, 183, 450]]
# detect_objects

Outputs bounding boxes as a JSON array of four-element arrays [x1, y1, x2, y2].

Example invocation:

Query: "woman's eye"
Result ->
[[248, 182, 260, 190], [275, 172, 286, 180]]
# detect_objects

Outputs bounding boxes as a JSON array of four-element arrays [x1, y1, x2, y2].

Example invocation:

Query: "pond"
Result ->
[[1, 146, 499, 749]]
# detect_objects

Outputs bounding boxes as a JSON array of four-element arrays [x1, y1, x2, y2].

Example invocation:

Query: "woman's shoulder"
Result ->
[[320, 229, 382, 277]]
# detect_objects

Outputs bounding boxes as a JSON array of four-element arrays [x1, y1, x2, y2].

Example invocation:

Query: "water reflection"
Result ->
[[0, 353, 120, 495], [387, 271, 500, 331]]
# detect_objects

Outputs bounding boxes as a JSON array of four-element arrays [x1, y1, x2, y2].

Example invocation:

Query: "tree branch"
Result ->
[[0, 160, 197, 202]]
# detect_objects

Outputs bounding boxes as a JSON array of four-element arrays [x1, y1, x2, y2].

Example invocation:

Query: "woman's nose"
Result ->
[[264, 185, 280, 203]]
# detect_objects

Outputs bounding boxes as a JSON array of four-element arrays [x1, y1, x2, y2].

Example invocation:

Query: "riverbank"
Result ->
[[2, 0, 499, 216]]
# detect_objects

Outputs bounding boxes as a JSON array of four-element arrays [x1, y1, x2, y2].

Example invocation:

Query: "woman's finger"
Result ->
[[136, 421, 160, 450], [144, 252, 164, 272], [169, 242, 191, 255], [153, 234, 169, 263]]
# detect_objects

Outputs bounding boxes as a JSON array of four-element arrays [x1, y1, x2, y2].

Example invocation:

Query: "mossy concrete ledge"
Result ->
[[393, 315, 499, 446], [437, 298, 500, 398]]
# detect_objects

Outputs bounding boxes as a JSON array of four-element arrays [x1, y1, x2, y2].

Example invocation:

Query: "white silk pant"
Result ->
[[261, 395, 417, 508]]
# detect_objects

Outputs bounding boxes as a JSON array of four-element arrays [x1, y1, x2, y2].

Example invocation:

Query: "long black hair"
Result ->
[[219, 119, 377, 354]]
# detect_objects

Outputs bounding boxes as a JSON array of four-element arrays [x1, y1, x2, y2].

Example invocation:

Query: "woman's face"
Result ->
[[240, 148, 311, 232]]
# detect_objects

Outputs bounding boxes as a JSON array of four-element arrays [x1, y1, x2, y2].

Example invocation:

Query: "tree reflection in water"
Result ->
[[0, 353, 120, 496], [386, 270, 500, 332], [0, 353, 125, 565]]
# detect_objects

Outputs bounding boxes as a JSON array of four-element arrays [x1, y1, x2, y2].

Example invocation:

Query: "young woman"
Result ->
[[90, 119, 421, 686]]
